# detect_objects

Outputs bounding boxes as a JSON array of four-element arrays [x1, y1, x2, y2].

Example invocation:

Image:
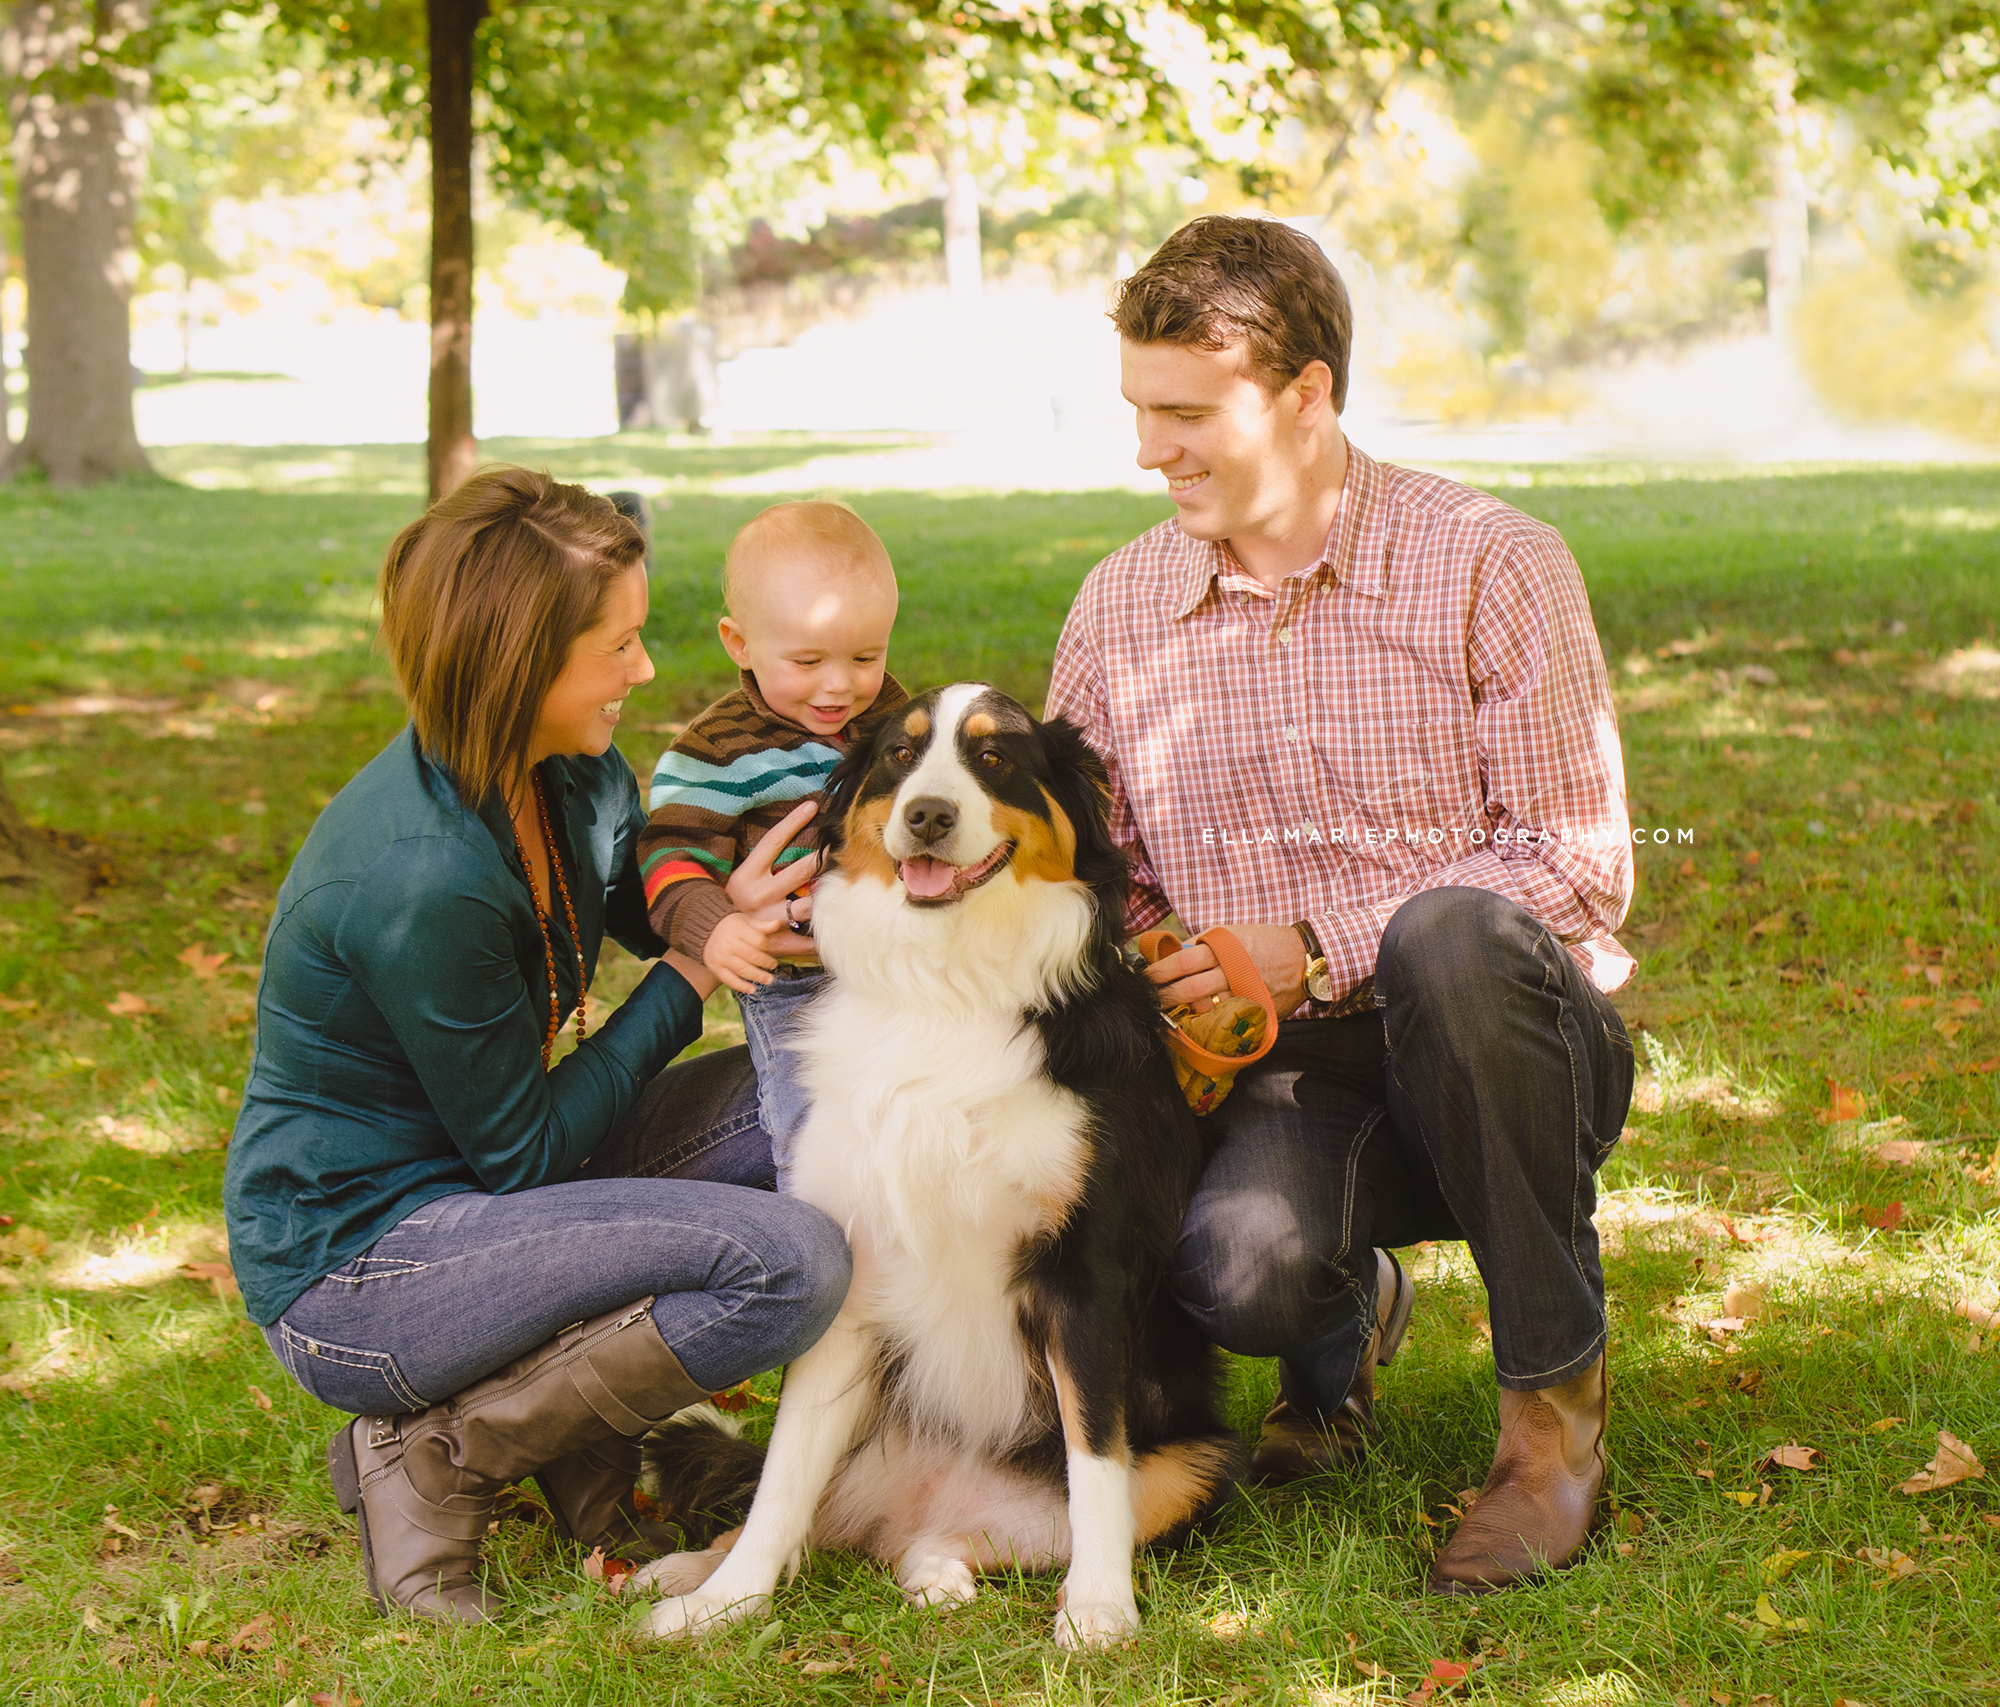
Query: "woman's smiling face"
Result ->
[[529, 562, 655, 766]]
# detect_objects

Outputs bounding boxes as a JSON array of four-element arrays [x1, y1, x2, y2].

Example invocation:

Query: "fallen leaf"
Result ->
[[1833, 1698, 1877, 1706], [1760, 1548, 1813, 1582], [177, 944, 228, 980], [1724, 1490, 1758, 1506], [1868, 1416, 1904, 1433], [1753, 1592, 1812, 1630], [1963, 1057, 1999, 1075], [1874, 1139, 1933, 1165], [1858, 1545, 1920, 1578], [1900, 994, 1935, 1011], [1949, 996, 1984, 1015], [246, 1383, 272, 1411], [709, 1381, 774, 1413], [104, 991, 155, 1018], [1898, 1429, 1986, 1494], [1952, 1300, 2000, 1331], [359, 1631, 417, 1650], [1749, 910, 1788, 938], [229, 1614, 277, 1653], [1760, 1443, 1821, 1472], [1723, 1281, 1767, 1319], [1861, 1202, 1905, 1231], [1934, 1018, 1964, 1040], [1818, 1080, 1867, 1123], [1882, 1068, 1924, 1086], [180, 1261, 239, 1300], [801, 1659, 852, 1676]]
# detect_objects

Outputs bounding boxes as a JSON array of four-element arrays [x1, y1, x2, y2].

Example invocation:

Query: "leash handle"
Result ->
[[1134, 926, 1280, 1077]]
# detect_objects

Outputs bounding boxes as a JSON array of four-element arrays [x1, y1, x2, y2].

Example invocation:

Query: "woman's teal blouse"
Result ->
[[223, 726, 702, 1324]]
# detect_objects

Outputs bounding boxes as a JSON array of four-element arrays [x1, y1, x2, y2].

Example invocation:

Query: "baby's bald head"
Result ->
[[724, 501, 896, 628]]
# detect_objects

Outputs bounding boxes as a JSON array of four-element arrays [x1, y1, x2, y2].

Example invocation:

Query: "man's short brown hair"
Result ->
[[1111, 215, 1353, 409], [378, 465, 646, 805]]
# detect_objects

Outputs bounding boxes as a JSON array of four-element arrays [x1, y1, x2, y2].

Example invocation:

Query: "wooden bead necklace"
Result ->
[[512, 770, 587, 1071]]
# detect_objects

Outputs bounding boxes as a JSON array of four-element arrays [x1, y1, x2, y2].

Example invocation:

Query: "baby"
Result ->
[[638, 500, 904, 1189]]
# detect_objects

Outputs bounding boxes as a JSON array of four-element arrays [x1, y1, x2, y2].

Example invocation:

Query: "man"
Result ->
[[1045, 215, 1636, 1593]]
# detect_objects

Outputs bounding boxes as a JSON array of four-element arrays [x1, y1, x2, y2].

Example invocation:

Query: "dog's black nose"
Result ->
[[903, 796, 956, 845]]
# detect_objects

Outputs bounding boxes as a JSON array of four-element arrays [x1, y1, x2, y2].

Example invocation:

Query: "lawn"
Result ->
[[1, 437, 1997, 1706]]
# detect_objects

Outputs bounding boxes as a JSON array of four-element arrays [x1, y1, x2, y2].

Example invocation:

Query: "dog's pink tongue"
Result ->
[[899, 856, 957, 899]]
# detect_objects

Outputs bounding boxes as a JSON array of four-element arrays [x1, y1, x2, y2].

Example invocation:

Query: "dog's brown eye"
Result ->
[[891, 744, 915, 765], [978, 749, 1004, 769]]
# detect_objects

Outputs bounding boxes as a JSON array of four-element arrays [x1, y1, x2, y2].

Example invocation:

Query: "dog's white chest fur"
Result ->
[[787, 863, 1094, 1450]]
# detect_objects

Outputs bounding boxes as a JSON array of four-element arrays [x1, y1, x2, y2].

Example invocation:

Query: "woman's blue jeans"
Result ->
[[266, 1082, 845, 1415]]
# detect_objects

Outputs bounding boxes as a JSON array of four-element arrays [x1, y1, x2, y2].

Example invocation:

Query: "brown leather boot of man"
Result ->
[[325, 1298, 706, 1622], [1427, 1354, 1607, 1594], [1250, 1249, 1415, 1484]]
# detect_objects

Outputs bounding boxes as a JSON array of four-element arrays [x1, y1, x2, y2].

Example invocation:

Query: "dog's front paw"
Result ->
[[1052, 1592, 1139, 1649], [641, 1584, 770, 1641], [626, 1545, 729, 1598], [899, 1552, 978, 1608]]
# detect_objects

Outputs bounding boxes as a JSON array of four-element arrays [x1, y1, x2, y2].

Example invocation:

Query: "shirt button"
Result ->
[[1277, 626, 1292, 644], [1284, 726, 1298, 742]]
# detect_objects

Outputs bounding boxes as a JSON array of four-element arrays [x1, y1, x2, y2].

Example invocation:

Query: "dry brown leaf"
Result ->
[[246, 1384, 272, 1412], [180, 1261, 238, 1299], [176, 944, 228, 980], [1723, 1281, 1767, 1319], [1948, 996, 1984, 1015], [1898, 1429, 1986, 1494], [1899, 995, 1934, 1011], [1861, 1201, 1905, 1231], [1760, 1443, 1821, 1472], [1749, 911, 1788, 938], [1964, 1056, 1999, 1076], [104, 991, 155, 1018], [1818, 1080, 1867, 1123], [1952, 1299, 2000, 1331], [1868, 1416, 1904, 1433]]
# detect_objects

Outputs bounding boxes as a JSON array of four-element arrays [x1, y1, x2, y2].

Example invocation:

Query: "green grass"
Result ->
[[2, 441, 1998, 1705]]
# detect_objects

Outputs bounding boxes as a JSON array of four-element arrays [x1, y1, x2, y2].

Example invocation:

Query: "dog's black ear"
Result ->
[[811, 705, 895, 855], [1035, 714, 1128, 925]]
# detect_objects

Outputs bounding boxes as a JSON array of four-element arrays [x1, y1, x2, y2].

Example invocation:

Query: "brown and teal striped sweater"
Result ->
[[639, 670, 908, 959]]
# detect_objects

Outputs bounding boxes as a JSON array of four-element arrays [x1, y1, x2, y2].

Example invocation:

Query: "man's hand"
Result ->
[[703, 911, 790, 995], [1143, 922, 1307, 1016]]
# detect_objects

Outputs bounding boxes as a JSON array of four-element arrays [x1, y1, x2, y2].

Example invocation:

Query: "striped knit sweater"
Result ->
[[639, 669, 908, 959]]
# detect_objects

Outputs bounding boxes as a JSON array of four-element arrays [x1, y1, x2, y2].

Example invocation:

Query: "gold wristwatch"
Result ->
[[1291, 920, 1334, 1003]]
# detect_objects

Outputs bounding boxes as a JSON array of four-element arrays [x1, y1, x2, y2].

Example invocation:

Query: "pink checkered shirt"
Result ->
[[1046, 442, 1635, 1014]]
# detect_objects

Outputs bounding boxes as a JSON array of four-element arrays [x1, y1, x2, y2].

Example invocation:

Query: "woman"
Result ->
[[223, 467, 848, 1624]]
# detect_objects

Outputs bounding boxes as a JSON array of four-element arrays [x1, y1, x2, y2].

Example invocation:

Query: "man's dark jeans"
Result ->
[[1172, 887, 1636, 1417]]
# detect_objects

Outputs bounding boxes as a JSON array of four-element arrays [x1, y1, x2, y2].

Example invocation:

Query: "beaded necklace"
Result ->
[[511, 770, 587, 1072]]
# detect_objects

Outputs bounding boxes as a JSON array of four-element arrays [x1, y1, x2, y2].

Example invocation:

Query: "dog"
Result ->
[[631, 682, 1240, 1647]]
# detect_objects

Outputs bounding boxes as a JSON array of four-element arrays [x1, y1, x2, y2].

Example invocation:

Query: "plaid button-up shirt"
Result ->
[[1046, 442, 1635, 1014]]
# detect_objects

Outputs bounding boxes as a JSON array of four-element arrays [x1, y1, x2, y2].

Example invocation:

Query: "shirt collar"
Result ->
[[1168, 436, 1389, 619]]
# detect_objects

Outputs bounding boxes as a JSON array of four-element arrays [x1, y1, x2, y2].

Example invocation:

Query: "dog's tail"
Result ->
[[1132, 1432, 1246, 1551], [638, 1407, 767, 1548]]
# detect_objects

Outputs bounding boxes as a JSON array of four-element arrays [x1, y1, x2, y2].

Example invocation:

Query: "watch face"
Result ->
[[1306, 961, 1333, 1002]]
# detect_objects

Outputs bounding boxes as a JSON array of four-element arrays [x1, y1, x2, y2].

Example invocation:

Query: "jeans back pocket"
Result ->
[[266, 1320, 428, 1416]]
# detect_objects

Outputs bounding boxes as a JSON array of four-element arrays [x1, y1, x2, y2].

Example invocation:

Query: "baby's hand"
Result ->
[[703, 911, 788, 995]]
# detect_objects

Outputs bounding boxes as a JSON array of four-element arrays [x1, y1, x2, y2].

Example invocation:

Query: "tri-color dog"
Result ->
[[632, 682, 1239, 1646]]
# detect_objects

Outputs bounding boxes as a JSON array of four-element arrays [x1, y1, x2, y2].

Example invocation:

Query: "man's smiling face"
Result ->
[[1121, 337, 1314, 545]]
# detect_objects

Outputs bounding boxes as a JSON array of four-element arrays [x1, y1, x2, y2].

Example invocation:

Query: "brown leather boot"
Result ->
[[1427, 1354, 1607, 1594], [325, 1298, 705, 1621], [535, 1436, 683, 1560], [1250, 1249, 1414, 1484]]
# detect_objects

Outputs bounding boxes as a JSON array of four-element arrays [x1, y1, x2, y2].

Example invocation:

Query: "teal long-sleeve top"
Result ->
[[223, 725, 704, 1324]]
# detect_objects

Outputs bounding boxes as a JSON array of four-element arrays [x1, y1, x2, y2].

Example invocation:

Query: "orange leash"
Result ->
[[1135, 926, 1280, 1078]]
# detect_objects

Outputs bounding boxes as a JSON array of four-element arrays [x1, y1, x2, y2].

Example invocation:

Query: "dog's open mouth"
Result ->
[[898, 841, 1015, 905]]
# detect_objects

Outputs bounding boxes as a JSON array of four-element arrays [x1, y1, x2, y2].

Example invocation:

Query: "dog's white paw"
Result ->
[[627, 1546, 729, 1598], [642, 1585, 770, 1641], [1052, 1594, 1140, 1649], [900, 1553, 978, 1608]]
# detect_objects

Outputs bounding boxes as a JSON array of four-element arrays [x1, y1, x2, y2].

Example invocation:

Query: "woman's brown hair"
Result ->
[[377, 466, 647, 805]]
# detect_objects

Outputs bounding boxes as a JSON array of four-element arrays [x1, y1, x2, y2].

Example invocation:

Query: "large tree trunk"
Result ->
[[427, 0, 483, 503], [0, 772, 89, 897], [6, 0, 152, 487]]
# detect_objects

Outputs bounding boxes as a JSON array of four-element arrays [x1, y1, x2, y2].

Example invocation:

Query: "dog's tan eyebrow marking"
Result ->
[[963, 711, 997, 737], [902, 708, 930, 738]]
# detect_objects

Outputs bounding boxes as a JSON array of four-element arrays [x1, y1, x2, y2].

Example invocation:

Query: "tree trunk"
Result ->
[[7, 0, 153, 487], [0, 165, 12, 455], [1757, 49, 1809, 336], [936, 69, 981, 304], [0, 771, 89, 897], [427, 0, 483, 503]]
